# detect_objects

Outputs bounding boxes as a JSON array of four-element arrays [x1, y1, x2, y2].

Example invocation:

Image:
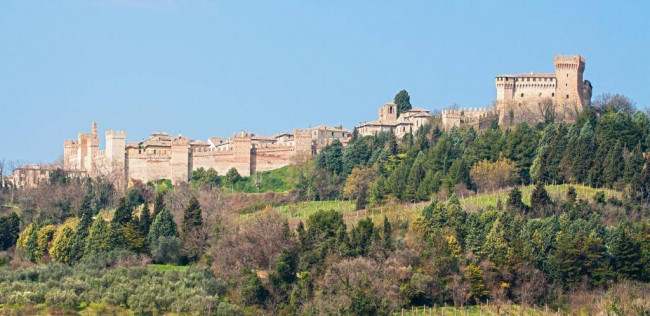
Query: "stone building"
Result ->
[[494, 54, 592, 124], [440, 54, 593, 130], [48, 123, 350, 187], [357, 102, 434, 138], [441, 107, 499, 131]]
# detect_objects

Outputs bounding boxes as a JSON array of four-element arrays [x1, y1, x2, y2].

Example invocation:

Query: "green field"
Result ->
[[460, 184, 621, 212], [232, 165, 298, 193], [276, 200, 355, 219]]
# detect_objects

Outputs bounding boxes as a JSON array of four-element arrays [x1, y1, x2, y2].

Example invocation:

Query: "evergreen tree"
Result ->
[[482, 219, 509, 266], [530, 183, 552, 216], [50, 226, 76, 264], [149, 208, 179, 243], [506, 187, 526, 214], [112, 197, 133, 226], [394, 89, 412, 114], [382, 215, 394, 251], [152, 192, 166, 220], [602, 141, 624, 186], [182, 196, 203, 236], [124, 222, 147, 253], [610, 227, 642, 280], [405, 152, 425, 202], [0, 212, 20, 250], [85, 217, 113, 255], [624, 144, 644, 184], [139, 203, 152, 237], [355, 185, 368, 211]]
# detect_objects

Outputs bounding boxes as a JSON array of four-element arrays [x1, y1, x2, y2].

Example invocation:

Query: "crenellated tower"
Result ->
[[554, 54, 591, 113]]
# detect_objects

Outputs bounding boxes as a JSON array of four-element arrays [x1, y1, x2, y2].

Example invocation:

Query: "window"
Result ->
[[539, 92, 542, 97], [521, 93, 524, 97], [552, 93, 555, 97], [566, 94, 570, 99]]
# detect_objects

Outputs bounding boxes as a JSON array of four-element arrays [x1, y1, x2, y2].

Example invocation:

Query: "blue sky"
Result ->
[[1, 0, 648, 164]]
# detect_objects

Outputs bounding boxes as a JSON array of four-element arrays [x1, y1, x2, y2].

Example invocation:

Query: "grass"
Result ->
[[148, 264, 189, 272], [275, 200, 356, 219], [459, 184, 621, 212], [395, 304, 557, 315], [232, 165, 298, 193]]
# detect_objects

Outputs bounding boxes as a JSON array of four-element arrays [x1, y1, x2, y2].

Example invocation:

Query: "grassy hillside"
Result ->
[[269, 184, 623, 228], [231, 165, 298, 193], [460, 184, 621, 212], [396, 304, 560, 316]]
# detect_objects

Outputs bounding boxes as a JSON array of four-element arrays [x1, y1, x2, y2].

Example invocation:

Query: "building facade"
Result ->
[[357, 103, 434, 138]]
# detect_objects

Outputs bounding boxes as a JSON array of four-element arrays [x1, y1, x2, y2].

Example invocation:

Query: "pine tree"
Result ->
[[530, 183, 552, 217], [624, 144, 644, 184], [603, 141, 624, 186], [139, 203, 152, 237], [355, 185, 368, 211], [152, 192, 166, 220], [482, 219, 509, 266], [611, 227, 642, 280], [382, 215, 394, 251], [393, 90, 412, 114], [85, 217, 113, 255], [124, 222, 147, 253], [182, 196, 203, 236], [112, 197, 133, 226], [149, 208, 179, 243], [405, 153, 425, 202], [506, 187, 526, 214], [50, 226, 76, 264]]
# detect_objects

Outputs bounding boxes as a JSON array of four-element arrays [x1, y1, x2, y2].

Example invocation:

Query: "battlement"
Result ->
[[106, 130, 126, 138], [553, 54, 585, 63]]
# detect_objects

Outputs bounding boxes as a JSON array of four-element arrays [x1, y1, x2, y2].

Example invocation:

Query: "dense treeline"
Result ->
[[301, 103, 650, 207], [0, 94, 649, 314]]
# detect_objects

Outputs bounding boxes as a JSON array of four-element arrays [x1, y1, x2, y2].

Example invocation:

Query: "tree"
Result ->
[[150, 236, 182, 264], [225, 168, 242, 187], [506, 187, 526, 214], [149, 208, 179, 244], [592, 93, 635, 115], [124, 222, 148, 253], [112, 197, 133, 226], [50, 226, 76, 264], [482, 219, 509, 267], [530, 183, 552, 216], [139, 203, 152, 237], [610, 227, 642, 280], [85, 217, 113, 255], [394, 90, 412, 114], [239, 268, 269, 306], [182, 196, 203, 236], [0, 212, 20, 250], [470, 159, 517, 192]]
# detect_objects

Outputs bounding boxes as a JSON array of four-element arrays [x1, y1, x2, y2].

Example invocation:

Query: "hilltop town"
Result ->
[[7, 54, 592, 188]]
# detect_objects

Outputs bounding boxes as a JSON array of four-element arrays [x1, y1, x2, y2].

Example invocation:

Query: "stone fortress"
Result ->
[[8, 54, 591, 188], [441, 54, 592, 129]]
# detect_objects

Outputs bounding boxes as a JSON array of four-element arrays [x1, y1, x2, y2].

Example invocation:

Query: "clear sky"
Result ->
[[1, 0, 648, 164]]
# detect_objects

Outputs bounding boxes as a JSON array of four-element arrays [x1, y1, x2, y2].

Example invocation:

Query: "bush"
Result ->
[[150, 236, 182, 264]]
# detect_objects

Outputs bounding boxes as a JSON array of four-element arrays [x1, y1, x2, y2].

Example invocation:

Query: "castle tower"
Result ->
[[232, 131, 253, 177], [378, 103, 398, 122], [171, 136, 191, 184], [106, 130, 126, 187], [554, 54, 588, 112], [293, 129, 313, 155]]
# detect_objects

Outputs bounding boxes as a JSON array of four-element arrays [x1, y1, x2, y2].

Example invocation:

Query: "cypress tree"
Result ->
[[382, 215, 394, 251], [182, 196, 203, 236], [149, 208, 179, 243], [394, 89, 412, 114], [152, 192, 165, 220], [112, 197, 133, 226], [85, 217, 113, 255], [139, 203, 152, 237]]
